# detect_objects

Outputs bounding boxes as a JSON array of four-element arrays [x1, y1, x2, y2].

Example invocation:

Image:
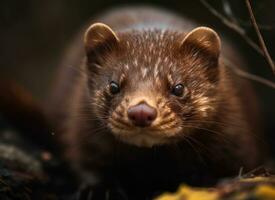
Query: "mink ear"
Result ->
[[84, 23, 119, 61], [180, 27, 221, 60]]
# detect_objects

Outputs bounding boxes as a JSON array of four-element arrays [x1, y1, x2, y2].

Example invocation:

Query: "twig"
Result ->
[[200, 0, 259, 52], [223, 58, 275, 89], [245, 0, 275, 74], [200, 0, 275, 74], [199, 0, 275, 89], [235, 20, 273, 30], [238, 167, 244, 179], [222, 0, 273, 30], [200, 0, 245, 34]]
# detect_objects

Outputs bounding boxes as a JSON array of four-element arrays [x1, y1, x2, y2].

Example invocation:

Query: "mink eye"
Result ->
[[109, 81, 120, 94], [171, 84, 185, 97]]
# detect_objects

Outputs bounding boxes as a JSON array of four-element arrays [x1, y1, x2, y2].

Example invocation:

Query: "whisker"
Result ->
[[182, 124, 233, 146], [155, 116, 175, 127], [181, 136, 206, 165]]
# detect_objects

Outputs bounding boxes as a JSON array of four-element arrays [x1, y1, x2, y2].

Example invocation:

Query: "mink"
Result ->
[[47, 6, 265, 199]]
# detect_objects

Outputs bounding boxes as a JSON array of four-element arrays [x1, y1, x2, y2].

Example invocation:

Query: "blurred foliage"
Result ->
[[156, 176, 275, 200]]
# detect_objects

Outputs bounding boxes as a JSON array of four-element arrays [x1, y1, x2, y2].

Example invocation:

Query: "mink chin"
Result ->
[[47, 6, 266, 199]]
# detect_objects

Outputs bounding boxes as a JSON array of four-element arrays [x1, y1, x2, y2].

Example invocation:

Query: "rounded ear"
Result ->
[[180, 27, 221, 59], [84, 23, 119, 59]]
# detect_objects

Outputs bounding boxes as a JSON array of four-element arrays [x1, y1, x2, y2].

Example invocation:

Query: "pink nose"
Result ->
[[127, 103, 157, 127]]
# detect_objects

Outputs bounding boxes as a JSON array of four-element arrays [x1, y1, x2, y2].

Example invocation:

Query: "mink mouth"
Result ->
[[107, 122, 183, 147]]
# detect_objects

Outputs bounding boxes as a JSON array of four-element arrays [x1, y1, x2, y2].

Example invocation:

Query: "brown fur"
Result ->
[[47, 6, 264, 199]]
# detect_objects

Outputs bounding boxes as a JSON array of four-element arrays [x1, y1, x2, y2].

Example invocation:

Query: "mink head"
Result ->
[[84, 23, 222, 147]]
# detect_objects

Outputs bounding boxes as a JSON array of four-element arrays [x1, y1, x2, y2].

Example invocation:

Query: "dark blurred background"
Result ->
[[0, 0, 275, 153]]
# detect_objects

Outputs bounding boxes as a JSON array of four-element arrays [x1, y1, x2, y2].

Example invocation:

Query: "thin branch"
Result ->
[[199, 0, 275, 89], [223, 58, 275, 89], [200, 0, 245, 34], [235, 20, 274, 30], [222, 0, 274, 30], [222, 0, 240, 25], [245, 0, 275, 74], [200, 0, 275, 73]]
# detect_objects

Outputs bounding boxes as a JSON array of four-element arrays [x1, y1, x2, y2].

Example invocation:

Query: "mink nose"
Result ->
[[127, 103, 157, 127]]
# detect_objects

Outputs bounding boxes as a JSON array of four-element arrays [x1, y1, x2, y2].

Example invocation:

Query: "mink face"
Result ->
[[85, 24, 221, 147]]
